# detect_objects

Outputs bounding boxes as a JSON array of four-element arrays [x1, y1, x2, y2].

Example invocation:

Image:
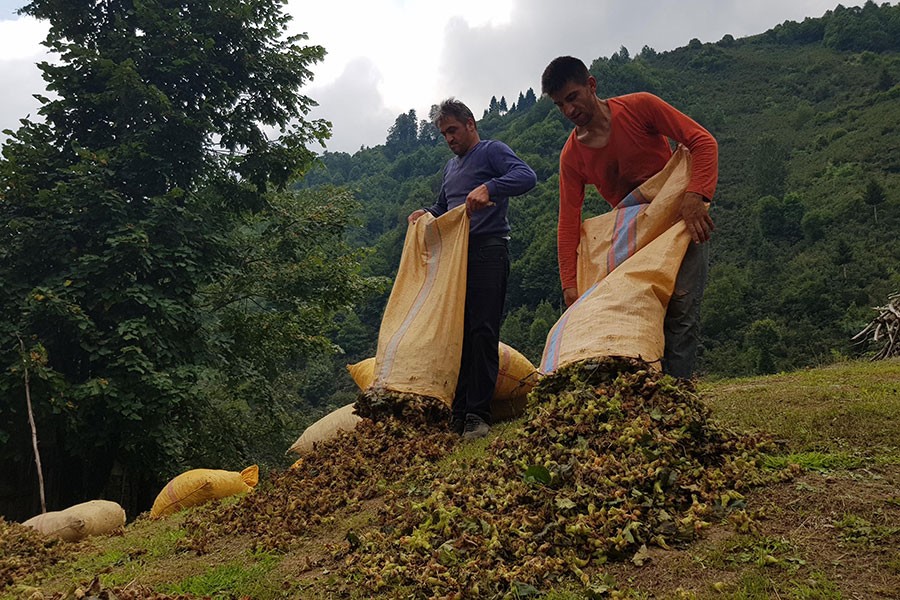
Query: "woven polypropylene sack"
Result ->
[[347, 341, 538, 422], [346, 357, 376, 391], [541, 148, 697, 374], [286, 404, 362, 455], [150, 465, 258, 518], [492, 343, 539, 420], [22, 500, 126, 542], [371, 205, 469, 405]]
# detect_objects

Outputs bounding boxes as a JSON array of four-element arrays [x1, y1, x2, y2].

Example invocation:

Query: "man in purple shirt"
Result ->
[[407, 98, 536, 440]]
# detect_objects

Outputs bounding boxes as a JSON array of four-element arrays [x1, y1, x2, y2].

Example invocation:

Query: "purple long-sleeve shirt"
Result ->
[[426, 140, 536, 238]]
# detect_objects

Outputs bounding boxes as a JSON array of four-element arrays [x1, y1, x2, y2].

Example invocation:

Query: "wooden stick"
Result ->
[[17, 334, 47, 514]]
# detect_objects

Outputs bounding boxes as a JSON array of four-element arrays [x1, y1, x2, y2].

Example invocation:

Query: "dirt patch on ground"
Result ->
[[602, 465, 900, 598]]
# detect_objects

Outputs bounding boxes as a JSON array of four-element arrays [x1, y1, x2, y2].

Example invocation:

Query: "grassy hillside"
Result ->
[[3, 358, 897, 599]]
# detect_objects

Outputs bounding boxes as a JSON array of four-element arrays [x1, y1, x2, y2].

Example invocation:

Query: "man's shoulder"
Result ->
[[476, 139, 524, 162], [478, 138, 510, 152], [611, 91, 660, 107]]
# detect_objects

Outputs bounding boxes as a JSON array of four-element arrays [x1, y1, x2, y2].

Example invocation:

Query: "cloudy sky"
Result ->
[[0, 0, 868, 154]]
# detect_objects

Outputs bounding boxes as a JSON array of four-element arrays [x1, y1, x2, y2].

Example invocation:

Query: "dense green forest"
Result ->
[[1, 1, 898, 522]]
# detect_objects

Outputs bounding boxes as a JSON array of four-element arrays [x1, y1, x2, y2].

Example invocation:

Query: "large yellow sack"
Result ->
[[372, 204, 469, 405], [541, 147, 694, 374], [287, 403, 362, 455], [22, 500, 125, 542], [150, 465, 258, 518], [346, 341, 538, 422]]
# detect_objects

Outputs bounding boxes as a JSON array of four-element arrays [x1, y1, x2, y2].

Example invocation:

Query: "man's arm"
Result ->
[[483, 141, 537, 199], [464, 183, 492, 216], [465, 141, 536, 216], [558, 140, 586, 303], [637, 92, 718, 243], [636, 92, 718, 201]]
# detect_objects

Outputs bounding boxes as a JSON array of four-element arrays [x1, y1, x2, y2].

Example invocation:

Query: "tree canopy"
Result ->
[[0, 0, 376, 520]]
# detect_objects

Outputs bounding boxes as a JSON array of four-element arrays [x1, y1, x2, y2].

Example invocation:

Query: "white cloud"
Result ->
[[306, 57, 397, 153], [0, 15, 50, 140], [434, 0, 858, 123], [0, 1, 871, 153], [287, 0, 516, 151], [0, 0, 25, 20], [0, 14, 47, 59]]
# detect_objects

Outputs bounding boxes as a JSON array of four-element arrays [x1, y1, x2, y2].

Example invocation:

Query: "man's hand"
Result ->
[[407, 209, 427, 224], [681, 192, 715, 243], [563, 287, 579, 308], [465, 184, 493, 216]]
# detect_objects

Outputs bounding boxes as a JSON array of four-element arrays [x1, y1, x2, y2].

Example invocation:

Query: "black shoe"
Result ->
[[450, 416, 465, 435], [461, 414, 490, 441]]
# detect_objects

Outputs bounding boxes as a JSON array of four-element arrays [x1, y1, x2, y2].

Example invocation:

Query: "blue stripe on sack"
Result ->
[[540, 281, 600, 373], [608, 189, 650, 271], [378, 220, 443, 383], [610, 204, 641, 269], [544, 187, 652, 373], [618, 189, 647, 208]]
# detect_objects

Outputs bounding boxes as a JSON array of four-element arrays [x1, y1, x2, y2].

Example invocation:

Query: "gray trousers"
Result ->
[[663, 241, 709, 379]]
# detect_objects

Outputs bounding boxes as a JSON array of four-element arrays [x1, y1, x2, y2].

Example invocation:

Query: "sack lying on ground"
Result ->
[[345, 341, 539, 423], [22, 499, 126, 542], [286, 403, 362, 455], [542, 147, 695, 374], [492, 343, 540, 421], [149, 465, 259, 518]]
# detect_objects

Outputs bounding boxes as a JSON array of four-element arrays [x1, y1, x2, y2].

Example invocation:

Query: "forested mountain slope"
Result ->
[[301, 1, 900, 384]]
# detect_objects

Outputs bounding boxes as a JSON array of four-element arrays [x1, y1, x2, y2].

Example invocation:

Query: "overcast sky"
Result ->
[[0, 0, 871, 154]]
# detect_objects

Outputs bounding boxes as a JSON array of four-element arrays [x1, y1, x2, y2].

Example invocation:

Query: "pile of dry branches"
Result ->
[[853, 292, 900, 360]]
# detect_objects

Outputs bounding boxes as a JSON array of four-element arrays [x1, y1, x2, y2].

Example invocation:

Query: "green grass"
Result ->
[[763, 450, 863, 471], [32, 515, 187, 589], [833, 513, 900, 545], [161, 551, 281, 598], [788, 572, 842, 600], [700, 358, 900, 460], [697, 534, 802, 572]]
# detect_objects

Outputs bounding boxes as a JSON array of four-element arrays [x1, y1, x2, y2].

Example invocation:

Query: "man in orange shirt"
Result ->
[[541, 56, 718, 378]]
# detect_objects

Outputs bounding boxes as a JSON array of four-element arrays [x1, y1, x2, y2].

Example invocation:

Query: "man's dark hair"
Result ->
[[541, 56, 590, 96], [431, 98, 475, 128]]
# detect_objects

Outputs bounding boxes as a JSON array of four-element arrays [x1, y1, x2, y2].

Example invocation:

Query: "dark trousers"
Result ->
[[452, 237, 510, 424], [663, 240, 710, 379]]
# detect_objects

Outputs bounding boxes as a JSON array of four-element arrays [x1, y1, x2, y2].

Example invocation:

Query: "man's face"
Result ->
[[549, 76, 598, 127], [438, 116, 477, 156]]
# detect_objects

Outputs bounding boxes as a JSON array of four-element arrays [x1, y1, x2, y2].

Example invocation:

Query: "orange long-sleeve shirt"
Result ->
[[558, 91, 718, 290]]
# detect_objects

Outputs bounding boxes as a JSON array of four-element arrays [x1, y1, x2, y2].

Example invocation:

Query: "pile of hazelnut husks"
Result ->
[[0, 517, 68, 592], [180, 390, 456, 554], [335, 358, 790, 599]]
